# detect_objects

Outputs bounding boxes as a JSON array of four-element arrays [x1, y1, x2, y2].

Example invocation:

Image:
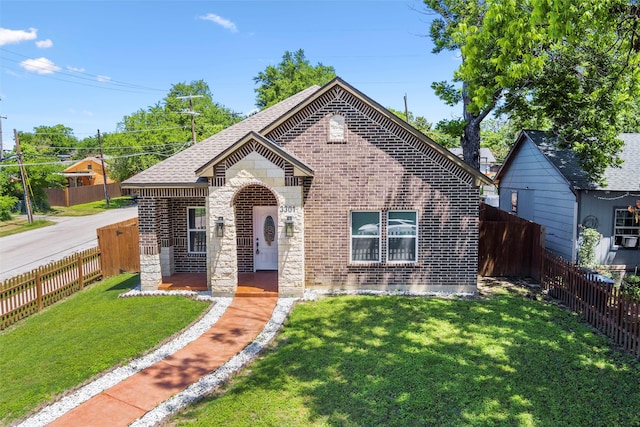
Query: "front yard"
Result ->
[[167, 280, 640, 427]]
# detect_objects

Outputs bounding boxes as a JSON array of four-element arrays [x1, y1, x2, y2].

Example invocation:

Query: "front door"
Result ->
[[253, 206, 278, 271]]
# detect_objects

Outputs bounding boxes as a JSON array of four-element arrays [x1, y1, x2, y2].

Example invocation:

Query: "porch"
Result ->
[[158, 271, 279, 297]]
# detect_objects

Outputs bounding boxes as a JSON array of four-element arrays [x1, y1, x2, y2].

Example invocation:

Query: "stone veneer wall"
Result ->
[[268, 87, 480, 293], [208, 151, 305, 297]]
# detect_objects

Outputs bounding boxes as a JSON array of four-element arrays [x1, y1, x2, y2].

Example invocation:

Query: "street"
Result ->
[[0, 206, 138, 282]]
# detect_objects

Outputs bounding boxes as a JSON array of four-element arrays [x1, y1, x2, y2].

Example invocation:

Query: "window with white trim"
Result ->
[[614, 208, 640, 248], [350, 211, 381, 262], [387, 211, 418, 262], [187, 207, 206, 253]]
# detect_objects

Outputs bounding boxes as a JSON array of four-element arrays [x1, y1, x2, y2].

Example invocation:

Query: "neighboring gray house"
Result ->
[[494, 130, 640, 268]]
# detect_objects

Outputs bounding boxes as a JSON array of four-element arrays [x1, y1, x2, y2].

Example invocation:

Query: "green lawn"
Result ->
[[0, 219, 54, 238], [48, 196, 135, 216], [169, 288, 640, 427], [0, 274, 210, 425]]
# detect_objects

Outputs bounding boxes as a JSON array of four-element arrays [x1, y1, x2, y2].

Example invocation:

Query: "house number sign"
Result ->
[[279, 205, 296, 213]]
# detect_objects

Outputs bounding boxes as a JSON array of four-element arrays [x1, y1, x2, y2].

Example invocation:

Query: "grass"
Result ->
[[0, 219, 54, 238], [168, 288, 640, 427], [0, 273, 210, 425], [48, 196, 135, 216]]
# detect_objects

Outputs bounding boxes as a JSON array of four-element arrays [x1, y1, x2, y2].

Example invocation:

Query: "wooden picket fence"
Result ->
[[0, 248, 101, 330], [541, 252, 640, 357]]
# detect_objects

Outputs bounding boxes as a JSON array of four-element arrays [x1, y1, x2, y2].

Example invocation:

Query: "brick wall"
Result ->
[[169, 198, 207, 273], [268, 87, 479, 291], [233, 185, 278, 272]]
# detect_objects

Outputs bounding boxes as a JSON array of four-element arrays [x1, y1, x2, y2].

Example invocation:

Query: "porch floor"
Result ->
[[158, 271, 278, 297]]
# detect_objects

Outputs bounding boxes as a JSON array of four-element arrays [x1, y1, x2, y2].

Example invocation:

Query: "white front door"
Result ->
[[253, 206, 278, 271]]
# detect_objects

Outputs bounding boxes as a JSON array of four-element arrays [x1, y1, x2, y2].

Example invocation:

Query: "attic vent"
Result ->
[[329, 114, 346, 143]]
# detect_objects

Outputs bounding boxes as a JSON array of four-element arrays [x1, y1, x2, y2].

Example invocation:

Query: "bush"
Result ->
[[621, 274, 640, 301], [578, 226, 601, 269], [0, 195, 18, 221]]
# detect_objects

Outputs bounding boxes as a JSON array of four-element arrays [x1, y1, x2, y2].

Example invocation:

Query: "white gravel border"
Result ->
[[16, 290, 233, 427]]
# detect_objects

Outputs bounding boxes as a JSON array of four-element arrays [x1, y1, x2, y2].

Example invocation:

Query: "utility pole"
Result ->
[[14, 129, 34, 224], [0, 115, 6, 160], [97, 130, 110, 207], [177, 95, 203, 145], [404, 94, 409, 124]]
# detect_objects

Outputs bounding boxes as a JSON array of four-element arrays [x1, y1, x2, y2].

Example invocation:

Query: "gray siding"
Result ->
[[579, 192, 640, 266], [499, 139, 577, 260]]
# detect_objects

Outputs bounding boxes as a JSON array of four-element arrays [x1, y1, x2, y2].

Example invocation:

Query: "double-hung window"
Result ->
[[387, 211, 418, 262], [351, 211, 381, 262], [614, 208, 640, 248], [187, 207, 206, 253]]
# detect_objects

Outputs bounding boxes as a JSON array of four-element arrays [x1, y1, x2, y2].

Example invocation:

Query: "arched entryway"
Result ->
[[233, 184, 279, 294]]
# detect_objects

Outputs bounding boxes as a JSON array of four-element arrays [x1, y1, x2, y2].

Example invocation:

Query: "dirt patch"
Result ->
[[478, 276, 546, 301]]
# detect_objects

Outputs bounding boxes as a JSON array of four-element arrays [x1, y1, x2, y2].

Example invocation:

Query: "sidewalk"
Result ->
[[18, 293, 294, 427]]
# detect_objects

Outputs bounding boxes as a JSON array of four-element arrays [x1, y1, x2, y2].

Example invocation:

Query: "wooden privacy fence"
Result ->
[[97, 218, 140, 276], [0, 248, 101, 330], [541, 252, 640, 357], [45, 182, 122, 207], [479, 202, 545, 280]]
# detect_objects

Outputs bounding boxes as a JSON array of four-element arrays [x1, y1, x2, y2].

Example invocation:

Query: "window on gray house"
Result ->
[[613, 208, 640, 248], [187, 207, 206, 253], [351, 211, 381, 262]]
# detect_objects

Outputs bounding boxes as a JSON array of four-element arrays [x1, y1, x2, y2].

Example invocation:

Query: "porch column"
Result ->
[[278, 186, 305, 297], [208, 187, 237, 296], [138, 197, 162, 291]]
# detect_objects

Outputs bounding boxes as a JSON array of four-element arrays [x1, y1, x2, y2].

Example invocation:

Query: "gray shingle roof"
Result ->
[[525, 130, 640, 191], [122, 85, 321, 187]]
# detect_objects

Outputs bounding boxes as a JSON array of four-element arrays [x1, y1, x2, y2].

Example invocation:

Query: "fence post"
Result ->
[[36, 268, 43, 311], [77, 252, 84, 290]]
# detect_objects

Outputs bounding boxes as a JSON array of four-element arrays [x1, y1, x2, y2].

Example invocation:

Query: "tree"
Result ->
[[253, 49, 336, 109], [0, 130, 67, 211], [424, 0, 640, 184], [388, 108, 458, 147], [100, 80, 241, 181]]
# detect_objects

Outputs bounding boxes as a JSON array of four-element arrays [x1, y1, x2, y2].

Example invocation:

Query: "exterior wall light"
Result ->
[[285, 216, 294, 237], [215, 216, 224, 237]]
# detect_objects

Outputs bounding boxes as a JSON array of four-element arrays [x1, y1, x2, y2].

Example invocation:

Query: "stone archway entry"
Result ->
[[253, 206, 278, 271]]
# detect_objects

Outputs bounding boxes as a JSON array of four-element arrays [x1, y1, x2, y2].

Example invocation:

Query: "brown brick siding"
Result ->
[[233, 185, 278, 273], [269, 92, 479, 289]]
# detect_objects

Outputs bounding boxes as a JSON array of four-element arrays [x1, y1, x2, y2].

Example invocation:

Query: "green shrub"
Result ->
[[621, 274, 640, 301], [578, 226, 601, 269], [0, 195, 18, 221]]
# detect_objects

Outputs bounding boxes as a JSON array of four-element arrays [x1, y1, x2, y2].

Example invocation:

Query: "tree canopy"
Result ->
[[253, 49, 336, 109], [98, 80, 240, 182], [424, 0, 640, 184]]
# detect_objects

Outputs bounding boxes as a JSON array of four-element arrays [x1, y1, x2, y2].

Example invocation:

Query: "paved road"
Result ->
[[0, 206, 138, 281]]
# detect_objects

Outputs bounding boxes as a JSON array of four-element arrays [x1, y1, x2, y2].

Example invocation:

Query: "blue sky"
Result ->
[[0, 0, 461, 149]]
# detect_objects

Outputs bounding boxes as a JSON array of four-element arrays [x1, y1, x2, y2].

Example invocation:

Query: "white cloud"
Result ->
[[96, 75, 111, 83], [36, 39, 53, 48], [20, 57, 61, 75], [0, 27, 37, 45], [67, 66, 85, 73], [199, 13, 238, 33]]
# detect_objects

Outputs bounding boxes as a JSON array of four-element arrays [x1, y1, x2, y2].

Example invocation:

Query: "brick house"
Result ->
[[121, 78, 492, 297]]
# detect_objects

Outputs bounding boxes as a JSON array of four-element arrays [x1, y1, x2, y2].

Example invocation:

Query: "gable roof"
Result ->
[[195, 131, 314, 178], [122, 85, 321, 188], [495, 130, 640, 192], [123, 77, 492, 188]]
